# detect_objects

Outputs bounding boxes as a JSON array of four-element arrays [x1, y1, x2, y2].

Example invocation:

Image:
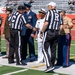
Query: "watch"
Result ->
[[31, 27, 33, 30], [40, 31, 43, 34]]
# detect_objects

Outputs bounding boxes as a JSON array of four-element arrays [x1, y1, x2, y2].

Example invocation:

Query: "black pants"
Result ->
[[21, 29, 35, 61], [8, 30, 21, 64], [21, 35, 27, 60], [43, 30, 59, 68]]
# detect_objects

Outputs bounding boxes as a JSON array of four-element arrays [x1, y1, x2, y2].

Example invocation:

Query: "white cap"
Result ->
[[47, 2, 56, 7], [39, 8, 47, 14]]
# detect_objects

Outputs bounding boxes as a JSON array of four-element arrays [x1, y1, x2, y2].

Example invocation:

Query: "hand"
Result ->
[[32, 27, 37, 31], [62, 24, 67, 29], [40, 32, 43, 39], [26, 24, 31, 28], [31, 34, 35, 37], [2, 34, 5, 39]]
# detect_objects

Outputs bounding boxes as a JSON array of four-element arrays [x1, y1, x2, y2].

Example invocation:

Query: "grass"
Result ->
[[0, 66, 24, 75], [0, 38, 75, 75], [1, 38, 75, 56], [71, 40, 75, 44], [70, 46, 75, 54], [0, 66, 67, 75], [12, 69, 67, 75]]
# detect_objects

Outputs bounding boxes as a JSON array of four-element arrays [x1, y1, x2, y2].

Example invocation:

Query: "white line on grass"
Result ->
[[0, 65, 2, 67], [53, 74, 59, 75], [1, 47, 6, 48], [70, 54, 75, 55], [2, 69, 28, 75], [71, 44, 75, 46]]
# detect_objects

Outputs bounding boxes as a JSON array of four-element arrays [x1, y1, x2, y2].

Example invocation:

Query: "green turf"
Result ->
[[0, 66, 68, 75], [70, 45, 75, 55], [1, 39, 6, 47], [0, 66, 24, 75], [0, 38, 74, 75], [71, 40, 75, 44], [11, 69, 67, 75], [1, 39, 75, 56]]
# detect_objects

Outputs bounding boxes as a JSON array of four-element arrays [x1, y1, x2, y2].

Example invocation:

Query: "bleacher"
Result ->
[[1, 0, 74, 13], [21, 0, 75, 13]]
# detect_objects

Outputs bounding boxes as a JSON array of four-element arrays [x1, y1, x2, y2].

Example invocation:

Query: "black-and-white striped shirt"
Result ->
[[8, 11, 27, 30], [45, 9, 63, 30]]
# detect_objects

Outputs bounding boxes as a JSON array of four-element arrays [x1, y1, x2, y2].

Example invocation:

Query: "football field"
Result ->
[[0, 38, 75, 75]]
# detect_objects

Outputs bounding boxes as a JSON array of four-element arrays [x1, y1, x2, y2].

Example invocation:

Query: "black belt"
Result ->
[[48, 29, 59, 32], [10, 28, 21, 31]]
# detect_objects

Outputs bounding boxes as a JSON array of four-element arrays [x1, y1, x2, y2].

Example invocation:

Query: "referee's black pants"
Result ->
[[8, 30, 21, 64], [43, 30, 59, 68]]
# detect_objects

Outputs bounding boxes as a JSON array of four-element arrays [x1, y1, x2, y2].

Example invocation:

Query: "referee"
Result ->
[[40, 2, 63, 72], [8, 5, 35, 65]]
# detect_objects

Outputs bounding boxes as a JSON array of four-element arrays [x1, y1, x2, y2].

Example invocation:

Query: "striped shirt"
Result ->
[[8, 11, 27, 30], [45, 9, 63, 30]]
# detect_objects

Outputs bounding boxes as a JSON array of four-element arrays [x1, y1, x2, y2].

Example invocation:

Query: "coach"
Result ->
[[40, 2, 63, 72]]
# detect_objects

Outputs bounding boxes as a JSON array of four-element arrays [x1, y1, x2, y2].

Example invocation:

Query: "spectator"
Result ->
[[73, 0, 75, 10], [28, 0, 34, 4], [68, 0, 73, 11]]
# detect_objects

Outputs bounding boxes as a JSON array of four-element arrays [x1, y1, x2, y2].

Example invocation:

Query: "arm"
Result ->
[[68, 25, 73, 29], [41, 22, 48, 32], [32, 13, 37, 27], [67, 18, 73, 29], [62, 18, 73, 29], [40, 11, 50, 33], [22, 15, 36, 31]]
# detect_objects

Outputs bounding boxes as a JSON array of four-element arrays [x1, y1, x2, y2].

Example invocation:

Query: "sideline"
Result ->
[[2, 69, 28, 75], [31, 63, 45, 68]]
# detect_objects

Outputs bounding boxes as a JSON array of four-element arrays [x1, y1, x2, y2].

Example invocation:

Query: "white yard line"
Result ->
[[53, 74, 59, 75], [2, 69, 28, 75], [0, 65, 2, 67], [1, 47, 6, 48], [70, 54, 75, 55], [71, 44, 75, 46]]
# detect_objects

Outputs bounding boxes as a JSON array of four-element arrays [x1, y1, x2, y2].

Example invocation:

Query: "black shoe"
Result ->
[[21, 61, 27, 65], [9, 61, 15, 64], [16, 63, 21, 65], [30, 59, 35, 62], [2, 56, 8, 59], [63, 66, 68, 68], [0, 53, 2, 56], [30, 57, 36, 62], [55, 64, 62, 66], [44, 66, 54, 73]]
